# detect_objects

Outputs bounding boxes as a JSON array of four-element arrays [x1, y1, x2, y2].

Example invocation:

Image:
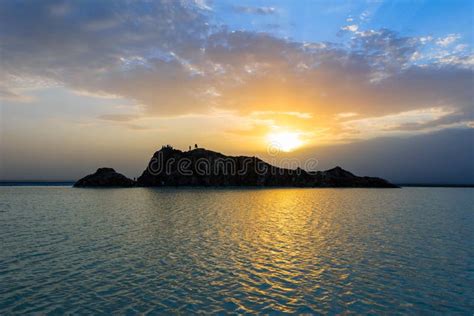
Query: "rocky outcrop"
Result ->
[[136, 146, 398, 188], [316, 166, 396, 187], [74, 147, 397, 188], [74, 168, 136, 187]]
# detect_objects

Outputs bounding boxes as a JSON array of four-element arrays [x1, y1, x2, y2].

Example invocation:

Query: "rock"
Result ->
[[74, 168, 136, 187], [75, 146, 397, 188], [136, 146, 398, 188], [324, 166, 356, 178]]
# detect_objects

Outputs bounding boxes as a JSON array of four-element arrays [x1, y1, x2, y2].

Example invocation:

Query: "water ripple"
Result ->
[[0, 187, 473, 314]]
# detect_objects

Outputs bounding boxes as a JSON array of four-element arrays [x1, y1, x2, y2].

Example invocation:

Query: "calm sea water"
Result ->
[[0, 187, 473, 314]]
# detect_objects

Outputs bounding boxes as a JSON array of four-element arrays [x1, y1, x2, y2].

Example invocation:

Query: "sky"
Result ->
[[0, 0, 473, 183]]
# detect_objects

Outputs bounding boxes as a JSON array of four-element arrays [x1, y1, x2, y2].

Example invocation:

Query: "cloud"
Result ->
[[341, 108, 457, 136], [251, 111, 313, 119], [296, 128, 474, 184], [193, 0, 212, 11], [436, 54, 474, 68], [232, 5, 277, 15], [98, 114, 140, 122], [0, 86, 33, 102], [341, 24, 358, 32], [0, 0, 472, 144], [436, 34, 461, 47], [337, 112, 358, 119]]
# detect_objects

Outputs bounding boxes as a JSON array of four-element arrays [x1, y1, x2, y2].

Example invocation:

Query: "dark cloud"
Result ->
[[294, 128, 474, 184], [0, 0, 208, 85]]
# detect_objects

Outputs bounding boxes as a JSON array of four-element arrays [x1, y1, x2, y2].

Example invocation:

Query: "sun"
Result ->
[[266, 131, 303, 152]]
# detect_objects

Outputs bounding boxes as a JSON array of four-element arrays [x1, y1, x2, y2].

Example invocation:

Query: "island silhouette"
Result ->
[[74, 146, 397, 188]]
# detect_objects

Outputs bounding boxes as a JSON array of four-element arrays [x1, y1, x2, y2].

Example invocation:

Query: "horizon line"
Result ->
[[1, 181, 473, 188]]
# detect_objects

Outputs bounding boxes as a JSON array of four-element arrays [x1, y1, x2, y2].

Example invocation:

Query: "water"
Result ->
[[0, 187, 473, 314]]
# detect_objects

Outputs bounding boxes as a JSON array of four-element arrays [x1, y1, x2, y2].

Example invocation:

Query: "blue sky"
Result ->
[[211, 0, 473, 43]]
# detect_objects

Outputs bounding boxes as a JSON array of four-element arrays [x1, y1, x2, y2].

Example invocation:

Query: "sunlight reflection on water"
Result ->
[[0, 187, 473, 313]]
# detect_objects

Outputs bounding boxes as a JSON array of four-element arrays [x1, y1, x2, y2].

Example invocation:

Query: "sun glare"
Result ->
[[267, 131, 303, 152]]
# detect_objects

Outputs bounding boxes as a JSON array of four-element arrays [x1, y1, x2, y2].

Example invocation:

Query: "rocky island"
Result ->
[[74, 146, 398, 188], [74, 168, 136, 187]]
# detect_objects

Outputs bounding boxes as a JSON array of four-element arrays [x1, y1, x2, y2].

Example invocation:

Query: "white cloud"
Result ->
[[418, 36, 433, 44], [436, 34, 461, 47], [454, 44, 468, 52], [233, 6, 277, 15], [341, 24, 359, 32], [252, 111, 313, 119], [438, 55, 474, 68], [342, 108, 456, 137], [193, 0, 212, 11], [337, 112, 358, 119], [359, 10, 372, 21]]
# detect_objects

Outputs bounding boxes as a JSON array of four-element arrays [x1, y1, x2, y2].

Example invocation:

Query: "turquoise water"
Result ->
[[0, 187, 473, 314]]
